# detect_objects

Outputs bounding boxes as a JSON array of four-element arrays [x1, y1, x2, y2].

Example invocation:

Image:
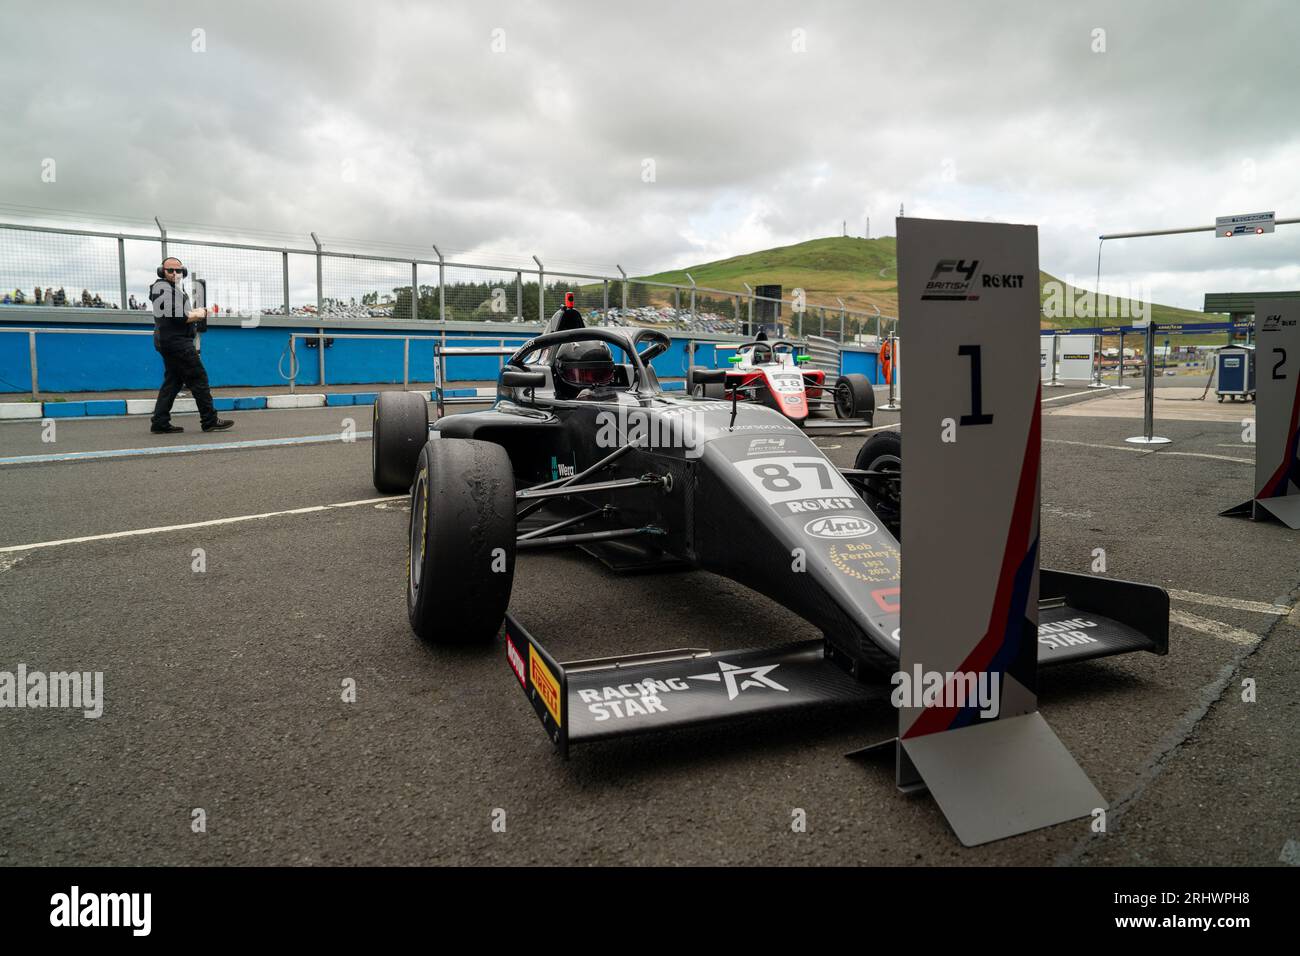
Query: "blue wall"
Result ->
[[0, 314, 878, 394]]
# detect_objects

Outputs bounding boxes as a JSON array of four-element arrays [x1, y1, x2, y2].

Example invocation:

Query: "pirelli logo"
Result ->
[[529, 645, 562, 726]]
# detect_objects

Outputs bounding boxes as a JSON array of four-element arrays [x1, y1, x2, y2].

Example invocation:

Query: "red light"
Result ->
[[1224, 230, 1233, 237], [1256, 227, 1265, 234]]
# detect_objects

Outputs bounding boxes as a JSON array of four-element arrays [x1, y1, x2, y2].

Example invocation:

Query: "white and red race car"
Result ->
[[686, 336, 875, 428]]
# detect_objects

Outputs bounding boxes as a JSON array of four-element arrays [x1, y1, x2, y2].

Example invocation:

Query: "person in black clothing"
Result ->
[[149, 257, 233, 434]]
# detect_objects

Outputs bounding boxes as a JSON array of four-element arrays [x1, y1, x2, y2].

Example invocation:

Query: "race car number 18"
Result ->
[[735, 457, 854, 505]]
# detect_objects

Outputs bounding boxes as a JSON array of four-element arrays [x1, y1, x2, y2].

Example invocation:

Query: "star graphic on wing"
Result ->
[[688, 661, 789, 701]]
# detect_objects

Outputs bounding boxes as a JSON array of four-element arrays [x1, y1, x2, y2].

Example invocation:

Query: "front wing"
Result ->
[[505, 570, 1167, 753]]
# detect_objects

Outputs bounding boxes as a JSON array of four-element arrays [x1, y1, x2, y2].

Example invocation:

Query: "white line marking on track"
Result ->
[[1168, 589, 1291, 615], [0, 495, 403, 553], [1169, 608, 1262, 647], [1044, 438, 1252, 463], [0, 554, 24, 573], [0, 431, 374, 466], [1041, 391, 1095, 403]]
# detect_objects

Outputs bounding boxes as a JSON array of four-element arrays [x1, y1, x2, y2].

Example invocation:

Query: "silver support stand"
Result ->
[[1126, 321, 1170, 445]]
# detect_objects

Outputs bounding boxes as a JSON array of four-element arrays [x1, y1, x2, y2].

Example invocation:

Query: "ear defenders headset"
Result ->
[[157, 258, 188, 279]]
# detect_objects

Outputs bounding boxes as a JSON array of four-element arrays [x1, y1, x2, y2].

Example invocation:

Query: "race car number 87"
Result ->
[[735, 456, 854, 505]]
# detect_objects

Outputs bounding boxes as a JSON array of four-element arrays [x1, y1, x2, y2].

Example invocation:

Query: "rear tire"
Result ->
[[372, 391, 428, 493], [407, 439, 516, 644], [834, 374, 875, 424], [854, 430, 901, 540]]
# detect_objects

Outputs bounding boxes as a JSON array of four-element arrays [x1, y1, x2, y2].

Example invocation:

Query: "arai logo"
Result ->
[[804, 515, 877, 539]]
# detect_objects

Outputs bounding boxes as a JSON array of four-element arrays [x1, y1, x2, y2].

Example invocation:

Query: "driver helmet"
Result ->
[[552, 340, 615, 397]]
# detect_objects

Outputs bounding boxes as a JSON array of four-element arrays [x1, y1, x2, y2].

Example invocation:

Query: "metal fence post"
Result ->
[[115, 237, 128, 310], [310, 232, 324, 386], [403, 337, 410, 389], [602, 278, 609, 316], [282, 251, 290, 317], [685, 273, 696, 322], [155, 217, 167, 259], [29, 331, 39, 399], [432, 244, 446, 322], [515, 270, 523, 321], [836, 298, 846, 342], [742, 283, 753, 336], [617, 265, 627, 312], [411, 262, 419, 321], [289, 335, 297, 394], [533, 255, 544, 322]]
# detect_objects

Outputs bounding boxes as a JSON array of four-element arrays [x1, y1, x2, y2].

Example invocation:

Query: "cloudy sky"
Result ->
[[3, 0, 1299, 308]]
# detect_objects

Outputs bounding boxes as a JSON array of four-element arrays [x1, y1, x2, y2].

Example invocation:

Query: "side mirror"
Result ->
[[728, 355, 743, 364], [502, 369, 545, 389], [795, 355, 811, 364]]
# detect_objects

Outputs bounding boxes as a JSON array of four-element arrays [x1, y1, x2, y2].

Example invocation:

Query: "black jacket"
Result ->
[[149, 279, 195, 345]]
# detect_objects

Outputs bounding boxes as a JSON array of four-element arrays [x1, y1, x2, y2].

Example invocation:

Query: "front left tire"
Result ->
[[408, 438, 516, 644]]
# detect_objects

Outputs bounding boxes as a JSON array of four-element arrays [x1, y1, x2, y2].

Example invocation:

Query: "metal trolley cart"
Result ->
[[1214, 344, 1255, 403]]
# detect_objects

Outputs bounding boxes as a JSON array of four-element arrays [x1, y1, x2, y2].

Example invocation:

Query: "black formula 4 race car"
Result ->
[[686, 336, 876, 430], [369, 324, 1169, 755]]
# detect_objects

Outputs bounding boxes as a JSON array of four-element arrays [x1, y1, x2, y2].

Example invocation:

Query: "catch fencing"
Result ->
[[0, 218, 897, 343]]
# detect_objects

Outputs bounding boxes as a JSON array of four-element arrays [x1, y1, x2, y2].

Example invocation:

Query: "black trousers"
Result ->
[[152, 338, 217, 427]]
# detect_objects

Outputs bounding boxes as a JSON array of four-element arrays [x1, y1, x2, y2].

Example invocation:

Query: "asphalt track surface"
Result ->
[[1, 386, 1296, 866]]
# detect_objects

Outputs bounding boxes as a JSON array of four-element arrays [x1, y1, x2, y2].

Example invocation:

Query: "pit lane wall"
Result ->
[[0, 310, 882, 394]]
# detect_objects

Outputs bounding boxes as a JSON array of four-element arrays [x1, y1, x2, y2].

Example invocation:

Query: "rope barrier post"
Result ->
[[1126, 321, 1170, 445], [1113, 328, 1132, 390], [1045, 333, 1065, 387], [403, 337, 410, 390], [1088, 332, 1108, 388]]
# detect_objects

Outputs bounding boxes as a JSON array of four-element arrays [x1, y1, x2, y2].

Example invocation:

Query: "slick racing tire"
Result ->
[[688, 367, 725, 399], [834, 373, 875, 423], [408, 438, 516, 644], [854, 430, 901, 540], [372, 390, 429, 493]]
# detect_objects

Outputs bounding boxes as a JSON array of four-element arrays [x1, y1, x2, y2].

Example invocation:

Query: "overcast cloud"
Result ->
[[2, 0, 1299, 308]]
